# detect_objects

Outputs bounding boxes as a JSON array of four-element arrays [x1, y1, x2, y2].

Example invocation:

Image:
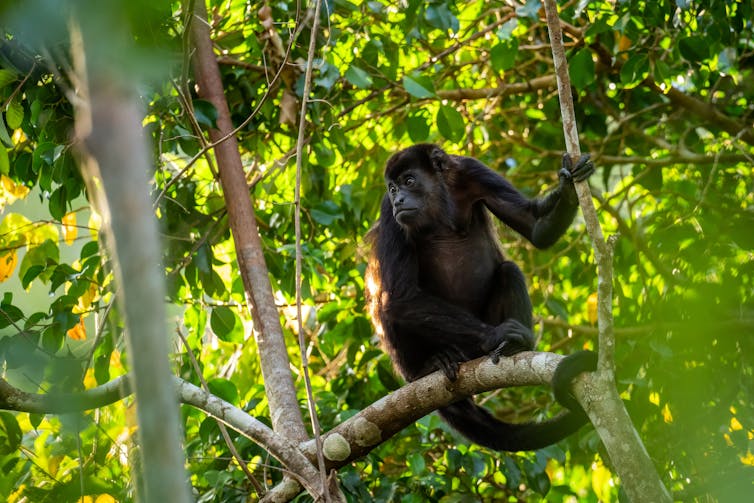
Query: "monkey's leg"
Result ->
[[484, 261, 536, 360]]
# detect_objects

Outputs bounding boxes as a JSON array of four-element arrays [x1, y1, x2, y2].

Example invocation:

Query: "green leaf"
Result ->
[[0, 412, 22, 454], [653, 59, 672, 85], [0, 69, 17, 89], [569, 48, 595, 89], [436, 105, 464, 142], [0, 146, 8, 175], [0, 117, 11, 147], [5, 99, 24, 129], [408, 452, 426, 475], [48, 186, 68, 221], [207, 378, 239, 405], [402, 75, 435, 99], [210, 306, 242, 343], [313, 60, 341, 90], [516, 0, 541, 20], [620, 54, 649, 88], [407, 113, 430, 142], [344, 65, 373, 89], [41, 323, 65, 353], [424, 4, 458, 32], [29, 413, 44, 430], [490, 40, 518, 72], [678, 36, 709, 62], [311, 203, 344, 225], [193, 99, 218, 129], [19, 239, 59, 285]]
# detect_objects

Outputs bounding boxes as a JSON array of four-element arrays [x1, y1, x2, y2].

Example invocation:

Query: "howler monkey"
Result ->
[[366, 143, 597, 452]]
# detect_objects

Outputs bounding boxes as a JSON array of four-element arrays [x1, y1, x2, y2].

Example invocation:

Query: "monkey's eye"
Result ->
[[404, 175, 416, 187], [388, 184, 397, 195]]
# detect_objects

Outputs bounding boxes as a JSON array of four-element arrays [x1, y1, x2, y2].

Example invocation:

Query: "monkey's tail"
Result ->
[[437, 399, 588, 452], [438, 350, 597, 451]]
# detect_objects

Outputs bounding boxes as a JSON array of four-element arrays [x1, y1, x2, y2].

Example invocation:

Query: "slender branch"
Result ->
[[543, 2, 671, 501], [176, 328, 265, 496], [293, 0, 331, 501], [189, 0, 309, 442], [435, 75, 556, 101], [0, 375, 131, 413]]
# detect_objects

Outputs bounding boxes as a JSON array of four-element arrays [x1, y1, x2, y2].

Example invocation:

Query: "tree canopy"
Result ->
[[0, 0, 752, 501]]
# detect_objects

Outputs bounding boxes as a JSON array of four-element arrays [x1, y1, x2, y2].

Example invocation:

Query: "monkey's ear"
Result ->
[[429, 146, 450, 172]]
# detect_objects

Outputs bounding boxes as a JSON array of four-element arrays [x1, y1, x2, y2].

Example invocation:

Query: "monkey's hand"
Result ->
[[485, 319, 534, 364], [428, 348, 466, 382], [559, 153, 594, 204]]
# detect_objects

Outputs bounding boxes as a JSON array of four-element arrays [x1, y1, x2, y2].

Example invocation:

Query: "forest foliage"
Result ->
[[0, 0, 753, 501]]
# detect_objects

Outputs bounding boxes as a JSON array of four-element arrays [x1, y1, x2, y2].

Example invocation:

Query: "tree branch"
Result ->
[[0, 352, 581, 500], [299, 351, 565, 467], [543, 2, 671, 501], [188, 0, 308, 443]]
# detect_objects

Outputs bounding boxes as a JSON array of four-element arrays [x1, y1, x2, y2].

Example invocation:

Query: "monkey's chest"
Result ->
[[417, 239, 500, 313]]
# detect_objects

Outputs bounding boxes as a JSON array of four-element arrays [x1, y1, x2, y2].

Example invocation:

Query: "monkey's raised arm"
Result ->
[[460, 155, 594, 249]]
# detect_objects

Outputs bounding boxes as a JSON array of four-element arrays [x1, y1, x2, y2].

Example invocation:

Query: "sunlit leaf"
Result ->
[[66, 316, 87, 340], [0, 148, 8, 176], [5, 100, 24, 130], [587, 292, 598, 325], [0, 251, 17, 282], [61, 211, 77, 245]]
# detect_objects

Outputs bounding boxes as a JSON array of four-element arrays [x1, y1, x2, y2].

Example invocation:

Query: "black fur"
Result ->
[[366, 144, 596, 451]]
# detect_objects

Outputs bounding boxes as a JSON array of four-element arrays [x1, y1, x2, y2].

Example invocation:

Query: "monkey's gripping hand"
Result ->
[[428, 347, 468, 382], [559, 153, 594, 204], [484, 319, 535, 364]]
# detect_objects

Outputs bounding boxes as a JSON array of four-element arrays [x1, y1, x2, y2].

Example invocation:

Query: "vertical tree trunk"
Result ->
[[188, 0, 309, 446]]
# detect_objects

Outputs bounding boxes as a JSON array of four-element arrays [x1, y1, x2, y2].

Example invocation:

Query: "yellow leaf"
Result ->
[[741, 451, 754, 466], [591, 460, 613, 501], [587, 292, 598, 325], [730, 417, 743, 431], [618, 35, 632, 54], [89, 210, 102, 239], [62, 211, 78, 245], [74, 281, 99, 314], [67, 316, 87, 341], [662, 403, 673, 423], [0, 250, 18, 282], [1, 175, 30, 209]]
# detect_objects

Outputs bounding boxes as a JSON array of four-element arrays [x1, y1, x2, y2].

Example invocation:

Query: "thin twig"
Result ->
[[176, 327, 265, 496], [293, 1, 330, 502]]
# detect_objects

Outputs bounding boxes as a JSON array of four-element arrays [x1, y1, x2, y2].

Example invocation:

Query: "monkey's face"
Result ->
[[386, 168, 444, 230]]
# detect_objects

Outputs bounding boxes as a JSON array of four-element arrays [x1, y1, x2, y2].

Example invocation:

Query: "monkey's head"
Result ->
[[383, 144, 455, 232]]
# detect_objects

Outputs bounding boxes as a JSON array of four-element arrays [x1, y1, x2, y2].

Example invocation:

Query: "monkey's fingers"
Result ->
[[571, 155, 594, 182], [433, 353, 460, 382]]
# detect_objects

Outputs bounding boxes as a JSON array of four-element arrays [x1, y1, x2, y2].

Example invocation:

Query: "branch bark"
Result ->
[[188, 0, 308, 443], [0, 352, 576, 477], [542, 2, 671, 501]]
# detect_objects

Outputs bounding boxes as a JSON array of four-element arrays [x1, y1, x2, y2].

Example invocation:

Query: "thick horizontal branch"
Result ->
[[0, 351, 595, 496], [299, 351, 566, 468]]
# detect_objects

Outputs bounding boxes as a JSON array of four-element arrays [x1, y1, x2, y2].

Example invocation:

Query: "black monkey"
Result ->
[[366, 143, 597, 451]]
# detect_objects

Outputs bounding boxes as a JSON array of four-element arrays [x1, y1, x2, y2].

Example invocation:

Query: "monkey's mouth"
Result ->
[[394, 208, 418, 220]]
